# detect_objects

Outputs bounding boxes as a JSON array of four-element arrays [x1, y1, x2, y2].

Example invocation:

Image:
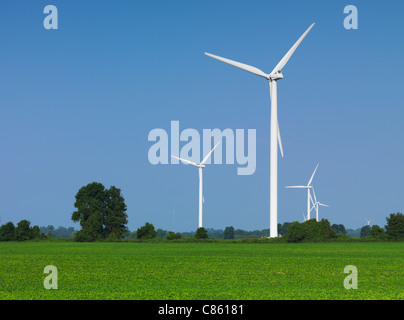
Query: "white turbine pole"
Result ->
[[270, 80, 278, 237], [198, 167, 203, 228], [307, 188, 311, 220]]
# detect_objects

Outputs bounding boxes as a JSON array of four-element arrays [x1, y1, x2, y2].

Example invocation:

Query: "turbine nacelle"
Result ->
[[268, 72, 283, 81]]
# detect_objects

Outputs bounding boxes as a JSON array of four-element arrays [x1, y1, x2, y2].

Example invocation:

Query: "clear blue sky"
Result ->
[[0, 0, 403, 232]]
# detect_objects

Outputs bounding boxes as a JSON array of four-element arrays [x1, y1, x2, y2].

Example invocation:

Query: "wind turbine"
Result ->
[[311, 188, 329, 222], [205, 23, 315, 237], [286, 163, 319, 221], [365, 218, 371, 226], [171, 142, 220, 229]]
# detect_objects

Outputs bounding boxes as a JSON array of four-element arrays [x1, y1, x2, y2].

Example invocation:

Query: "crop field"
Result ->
[[0, 241, 403, 300]]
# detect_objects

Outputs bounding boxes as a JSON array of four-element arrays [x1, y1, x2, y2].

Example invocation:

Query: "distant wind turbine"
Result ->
[[286, 163, 319, 220], [205, 23, 315, 237], [365, 218, 371, 226], [311, 188, 329, 222], [171, 142, 220, 228]]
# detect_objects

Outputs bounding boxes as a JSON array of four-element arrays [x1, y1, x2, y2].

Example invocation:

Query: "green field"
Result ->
[[0, 241, 403, 300]]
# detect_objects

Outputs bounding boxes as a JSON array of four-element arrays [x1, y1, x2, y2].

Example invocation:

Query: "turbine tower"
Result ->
[[171, 142, 220, 228], [205, 23, 315, 237], [286, 163, 319, 221]]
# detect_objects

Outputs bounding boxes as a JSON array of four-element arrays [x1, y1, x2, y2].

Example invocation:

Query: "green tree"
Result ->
[[385, 212, 404, 239], [156, 228, 168, 238], [285, 221, 305, 243], [360, 225, 371, 238], [104, 186, 128, 240], [72, 182, 128, 241], [279, 222, 293, 236], [32, 226, 46, 240], [195, 227, 208, 239], [166, 231, 182, 240], [223, 226, 235, 239], [15, 220, 33, 241], [72, 182, 107, 241], [47, 225, 55, 238], [331, 224, 346, 235], [286, 219, 337, 243], [371, 225, 387, 240], [136, 222, 157, 240], [0, 222, 15, 241]]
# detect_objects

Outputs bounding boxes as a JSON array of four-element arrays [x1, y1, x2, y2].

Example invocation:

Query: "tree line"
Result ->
[[1, 182, 404, 242]]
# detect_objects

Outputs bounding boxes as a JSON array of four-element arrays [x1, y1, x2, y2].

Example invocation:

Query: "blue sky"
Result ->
[[0, 0, 403, 232]]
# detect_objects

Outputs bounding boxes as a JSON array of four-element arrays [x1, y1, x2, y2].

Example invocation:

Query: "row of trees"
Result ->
[[2, 181, 404, 242], [0, 220, 46, 241], [132, 222, 208, 240], [284, 213, 404, 243]]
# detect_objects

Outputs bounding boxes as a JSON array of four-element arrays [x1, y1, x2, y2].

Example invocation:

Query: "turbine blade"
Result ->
[[319, 203, 329, 207], [285, 186, 308, 189], [200, 141, 221, 165], [205, 52, 269, 79], [277, 121, 284, 158], [307, 163, 319, 186], [270, 23, 315, 74], [269, 81, 284, 158], [171, 155, 199, 167], [312, 188, 317, 203]]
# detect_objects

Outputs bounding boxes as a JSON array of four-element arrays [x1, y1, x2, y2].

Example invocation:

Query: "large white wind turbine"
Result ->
[[286, 163, 319, 221], [205, 23, 315, 237], [171, 142, 220, 229], [311, 188, 329, 222]]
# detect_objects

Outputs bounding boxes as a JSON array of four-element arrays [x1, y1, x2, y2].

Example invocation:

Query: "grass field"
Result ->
[[0, 241, 403, 300]]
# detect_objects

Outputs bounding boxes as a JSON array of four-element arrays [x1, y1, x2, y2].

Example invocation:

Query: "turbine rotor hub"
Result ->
[[269, 72, 283, 81]]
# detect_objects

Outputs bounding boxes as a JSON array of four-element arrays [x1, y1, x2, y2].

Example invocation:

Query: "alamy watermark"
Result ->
[[344, 5, 358, 30], [43, 265, 58, 290], [43, 5, 58, 30], [343, 265, 358, 289], [148, 121, 256, 175]]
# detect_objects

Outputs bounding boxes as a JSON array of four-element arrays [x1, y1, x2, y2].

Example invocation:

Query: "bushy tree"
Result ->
[[385, 212, 404, 239], [360, 225, 371, 238], [331, 224, 346, 235], [136, 222, 157, 240], [195, 227, 208, 239], [279, 222, 293, 236], [0, 222, 15, 241], [15, 220, 33, 241], [223, 226, 235, 239], [285, 221, 305, 243], [31, 226, 46, 240], [104, 186, 128, 240], [46, 225, 55, 238], [285, 219, 337, 243], [156, 228, 168, 238], [166, 231, 182, 240], [371, 225, 388, 240], [72, 182, 128, 241]]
